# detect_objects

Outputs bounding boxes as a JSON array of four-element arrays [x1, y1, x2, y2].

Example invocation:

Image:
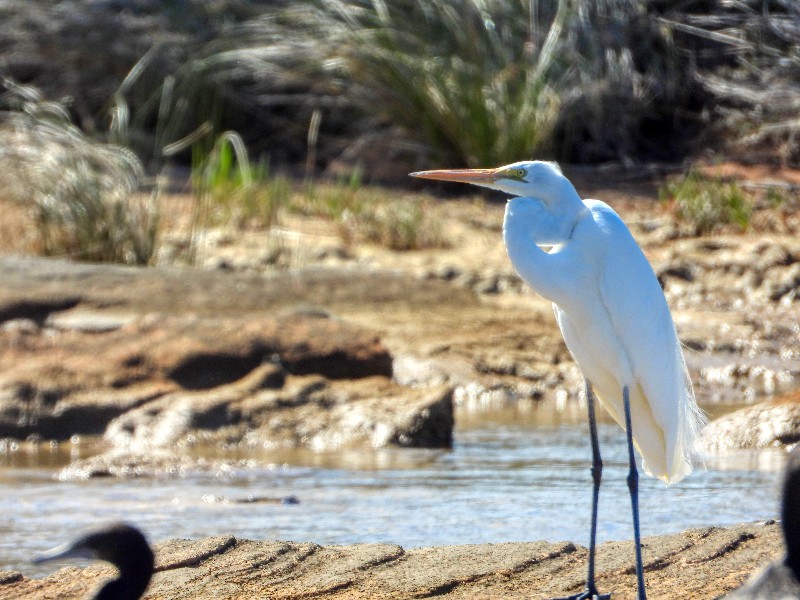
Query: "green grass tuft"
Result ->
[[184, 131, 292, 263], [355, 199, 445, 251], [660, 171, 753, 233], [296, 173, 446, 251]]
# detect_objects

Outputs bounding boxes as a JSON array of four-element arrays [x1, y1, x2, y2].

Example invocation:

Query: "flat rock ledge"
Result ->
[[0, 522, 782, 599]]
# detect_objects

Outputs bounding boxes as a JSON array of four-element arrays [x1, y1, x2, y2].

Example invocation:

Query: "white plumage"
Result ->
[[413, 160, 704, 481], [541, 198, 702, 483]]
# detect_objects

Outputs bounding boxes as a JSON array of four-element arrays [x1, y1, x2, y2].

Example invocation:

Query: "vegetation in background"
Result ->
[[192, 132, 291, 229], [299, 170, 446, 251], [552, 1, 698, 163], [3, 0, 798, 170], [317, 0, 566, 167], [300, 168, 366, 221], [185, 135, 446, 263], [660, 171, 752, 234], [662, 2, 800, 165], [0, 1, 797, 265], [0, 82, 159, 264], [355, 200, 445, 251]]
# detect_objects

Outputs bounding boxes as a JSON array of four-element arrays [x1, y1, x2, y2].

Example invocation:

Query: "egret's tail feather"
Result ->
[[679, 351, 707, 469], [663, 350, 706, 484]]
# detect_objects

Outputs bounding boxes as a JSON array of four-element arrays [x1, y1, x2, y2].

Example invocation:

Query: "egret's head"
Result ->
[[412, 160, 585, 246], [410, 160, 571, 202]]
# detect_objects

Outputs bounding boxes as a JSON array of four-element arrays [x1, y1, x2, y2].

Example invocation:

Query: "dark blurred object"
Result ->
[[33, 522, 154, 600], [726, 446, 800, 599]]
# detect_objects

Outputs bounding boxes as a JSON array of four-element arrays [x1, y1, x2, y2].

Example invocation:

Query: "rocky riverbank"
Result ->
[[2, 170, 799, 467], [0, 256, 468, 473], [1, 169, 799, 599]]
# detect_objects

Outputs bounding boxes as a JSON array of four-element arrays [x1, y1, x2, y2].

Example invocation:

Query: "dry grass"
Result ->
[[0, 82, 159, 264], [662, 2, 800, 165]]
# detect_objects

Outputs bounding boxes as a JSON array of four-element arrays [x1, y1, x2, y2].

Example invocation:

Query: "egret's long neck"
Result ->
[[502, 186, 588, 303], [503, 214, 560, 302]]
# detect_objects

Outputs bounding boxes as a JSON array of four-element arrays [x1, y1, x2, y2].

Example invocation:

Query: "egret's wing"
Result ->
[[591, 202, 690, 481]]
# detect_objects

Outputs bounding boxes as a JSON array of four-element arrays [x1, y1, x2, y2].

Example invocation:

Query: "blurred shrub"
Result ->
[[317, 0, 566, 167], [553, 1, 699, 163], [0, 82, 159, 264], [353, 200, 446, 251], [2, 0, 796, 180], [662, 0, 800, 165], [0, 0, 709, 172]]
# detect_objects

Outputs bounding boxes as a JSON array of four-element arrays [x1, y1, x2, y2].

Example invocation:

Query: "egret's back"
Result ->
[[546, 201, 704, 483]]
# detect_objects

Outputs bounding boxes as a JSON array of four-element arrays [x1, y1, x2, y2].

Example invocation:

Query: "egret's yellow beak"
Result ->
[[409, 168, 500, 185]]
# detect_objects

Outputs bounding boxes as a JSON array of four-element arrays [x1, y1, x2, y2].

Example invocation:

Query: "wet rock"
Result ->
[[105, 376, 453, 454], [392, 354, 454, 387], [49, 375, 453, 479], [55, 449, 252, 480], [143, 312, 392, 386], [5, 522, 783, 599], [0, 311, 393, 440], [699, 391, 800, 452], [0, 572, 22, 585], [0, 383, 173, 440]]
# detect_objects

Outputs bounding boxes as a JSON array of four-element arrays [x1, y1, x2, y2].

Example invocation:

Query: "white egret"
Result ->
[[410, 161, 704, 600]]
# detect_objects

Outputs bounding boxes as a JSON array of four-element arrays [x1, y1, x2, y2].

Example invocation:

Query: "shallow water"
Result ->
[[1, 404, 785, 578]]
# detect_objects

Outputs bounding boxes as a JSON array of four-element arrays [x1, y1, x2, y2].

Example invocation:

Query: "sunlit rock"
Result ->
[[700, 390, 800, 452]]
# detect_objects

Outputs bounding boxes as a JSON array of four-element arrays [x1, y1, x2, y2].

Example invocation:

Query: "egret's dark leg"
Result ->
[[623, 385, 647, 600], [551, 381, 610, 600]]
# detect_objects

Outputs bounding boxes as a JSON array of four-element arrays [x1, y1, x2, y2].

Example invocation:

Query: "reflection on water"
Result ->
[[0, 404, 785, 578]]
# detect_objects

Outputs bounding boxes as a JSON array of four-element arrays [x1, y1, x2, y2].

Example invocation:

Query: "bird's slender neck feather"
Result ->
[[94, 560, 152, 600], [503, 198, 589, 304], [502, 189, 588, 303]]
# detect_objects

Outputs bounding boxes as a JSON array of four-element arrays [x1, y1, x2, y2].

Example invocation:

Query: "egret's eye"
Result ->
[[502, 168, 527, 181]]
